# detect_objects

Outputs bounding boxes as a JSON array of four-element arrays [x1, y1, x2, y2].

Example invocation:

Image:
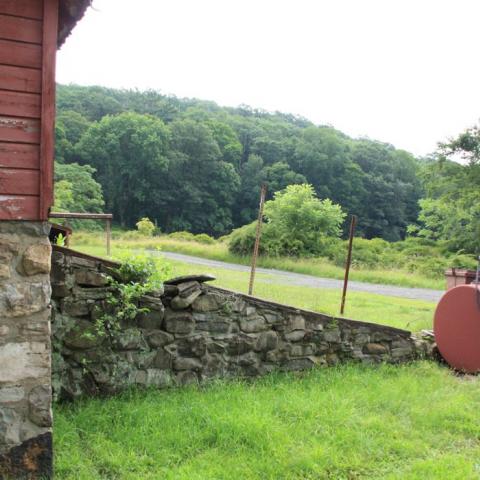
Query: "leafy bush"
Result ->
[[136, 217, 155, 237], [93, 253, 172, 338], [168, 231, 196, 242], [229, 184, 345, 257], [113, 253, 172, 285], [194, 233, 216, 244]]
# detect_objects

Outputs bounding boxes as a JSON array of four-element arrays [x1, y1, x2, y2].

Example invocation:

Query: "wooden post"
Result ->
[[106, 218, 111, 256], [340, 215, 357, 315], [248, 184, 267, 296]]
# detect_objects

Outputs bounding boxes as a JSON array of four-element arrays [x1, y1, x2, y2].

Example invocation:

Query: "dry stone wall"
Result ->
[[0, 222, 52, 480], [51, 248, 434, 401]]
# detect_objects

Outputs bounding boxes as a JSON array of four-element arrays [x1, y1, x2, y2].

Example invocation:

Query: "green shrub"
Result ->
[[113, 253, 171, 285], [229, 185, 345, 258], [136, 217, 155, 237], [168, 231, 195, 242], [448, 253, 478, 270], [194, 233, 216, 244]]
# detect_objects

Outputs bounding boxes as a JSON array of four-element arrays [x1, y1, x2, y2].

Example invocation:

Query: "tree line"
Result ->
[[55, 84, 423, 241], [54, 84, 480, 255]]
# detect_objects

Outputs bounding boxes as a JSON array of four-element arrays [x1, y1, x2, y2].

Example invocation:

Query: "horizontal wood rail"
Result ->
[[49, 212, 112, 220]]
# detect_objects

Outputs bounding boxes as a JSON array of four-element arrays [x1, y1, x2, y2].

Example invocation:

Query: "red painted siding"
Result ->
[[0, 194, 39, 219], [0, 168, 39, 195], [0, 91, 41, 118], [0, 0, 58, 220], [0, 0, 43, 20], [0, 14, 43, 44], [0, 65, 42, 93], [0, 116, 41, 144], [0, 143, 39, 169], [0, 39, 42, 69]]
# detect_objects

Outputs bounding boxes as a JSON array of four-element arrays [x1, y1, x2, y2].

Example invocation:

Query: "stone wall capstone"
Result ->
[[0, 222, 52, 480], [51, 247, 434, 401]]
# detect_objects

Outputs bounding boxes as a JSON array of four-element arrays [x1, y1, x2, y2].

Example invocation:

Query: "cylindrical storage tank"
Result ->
[[434, 284, 480, 373]]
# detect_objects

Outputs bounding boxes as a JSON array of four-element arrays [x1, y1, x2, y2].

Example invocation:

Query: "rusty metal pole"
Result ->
[[248, 184, 267, 296], [106, 218, 111, 256], [340, 215, 357, 315]]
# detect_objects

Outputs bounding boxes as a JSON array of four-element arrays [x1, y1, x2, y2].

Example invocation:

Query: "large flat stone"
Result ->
[[21, 244, 51, 276], [165, 274, 215, 285], [0, 342, 49, 383]]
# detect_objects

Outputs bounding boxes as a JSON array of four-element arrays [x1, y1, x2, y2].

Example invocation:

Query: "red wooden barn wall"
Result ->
[[0, 0, 58, 220]]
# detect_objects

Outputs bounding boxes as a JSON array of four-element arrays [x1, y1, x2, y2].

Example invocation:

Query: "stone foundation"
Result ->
[[0, 222, 52, 480], [51, 247, 434, 400]]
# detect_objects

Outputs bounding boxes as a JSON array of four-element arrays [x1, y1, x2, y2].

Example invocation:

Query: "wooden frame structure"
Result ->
[[50, 211, 113, 255]]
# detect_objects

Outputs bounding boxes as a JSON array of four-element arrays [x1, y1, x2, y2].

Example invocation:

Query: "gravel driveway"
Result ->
[[153, 251, 444, 303]]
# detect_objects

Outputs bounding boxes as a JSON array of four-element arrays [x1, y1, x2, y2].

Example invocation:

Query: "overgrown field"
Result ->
[[70, 231, 446, 290], [74, 243, 436, 331], [54, 362, 480, 479]]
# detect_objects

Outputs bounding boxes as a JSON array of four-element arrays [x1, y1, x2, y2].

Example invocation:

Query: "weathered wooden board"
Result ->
[[0, 168, 39, 195], [0, 39, 42, 69], [0, 194, 38, 219], [39, 0, 58, 220], [0, 142, 39, 169], [0, 14, 42, 44], [0, 65, 41, 93], [0, 90, 41, 118], [0, 116, 40, 144], [0, 0, 43, 20]]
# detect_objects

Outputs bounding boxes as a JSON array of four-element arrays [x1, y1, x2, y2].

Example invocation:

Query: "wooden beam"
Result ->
[[39, 0, 58, 220], [49, 212, 113, 220]]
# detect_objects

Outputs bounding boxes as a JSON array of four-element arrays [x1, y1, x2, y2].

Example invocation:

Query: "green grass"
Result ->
[[170, 260, 436, 332], [75, 243, 436, 331], [54, 362, 480, 479], [70, 232, 445, 290]]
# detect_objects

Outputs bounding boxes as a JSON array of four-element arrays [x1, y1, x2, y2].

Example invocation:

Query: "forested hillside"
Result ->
[[55, 84, 423, 241]]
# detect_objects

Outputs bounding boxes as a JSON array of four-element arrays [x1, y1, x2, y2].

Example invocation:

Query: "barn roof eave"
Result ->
[[57, 0, 92, 48]]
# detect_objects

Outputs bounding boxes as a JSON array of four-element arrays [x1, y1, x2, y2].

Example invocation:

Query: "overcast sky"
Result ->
[[56, 0, 480, 157]]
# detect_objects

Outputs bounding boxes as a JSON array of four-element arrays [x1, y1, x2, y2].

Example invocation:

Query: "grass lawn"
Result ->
[[70, 232, 444, 290], [54, 362, 480, 479], [54, 241, 475, 479], [75, 244, 436, 331]]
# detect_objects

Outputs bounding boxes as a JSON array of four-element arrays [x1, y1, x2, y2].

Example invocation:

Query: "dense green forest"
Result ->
[[55, 84, 422, 240], [54, 84, 479, 255]]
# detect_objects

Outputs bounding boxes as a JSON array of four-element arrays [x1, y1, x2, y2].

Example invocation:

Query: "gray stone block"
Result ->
[[145, 330, 174, 348], [239, 316, 266, 333], [164, 311, 195, 334]]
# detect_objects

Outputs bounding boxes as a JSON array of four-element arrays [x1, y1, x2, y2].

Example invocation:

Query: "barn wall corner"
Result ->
[[0, 221, 52, 480]]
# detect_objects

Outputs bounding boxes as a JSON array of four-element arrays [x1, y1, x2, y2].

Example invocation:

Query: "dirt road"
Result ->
[[155, 251, 443, 303]]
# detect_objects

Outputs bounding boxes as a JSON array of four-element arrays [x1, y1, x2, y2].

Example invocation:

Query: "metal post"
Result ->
[[340, 215, 357, 315], [106, 218, 111, 256], [248, 184, 267, 296]]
